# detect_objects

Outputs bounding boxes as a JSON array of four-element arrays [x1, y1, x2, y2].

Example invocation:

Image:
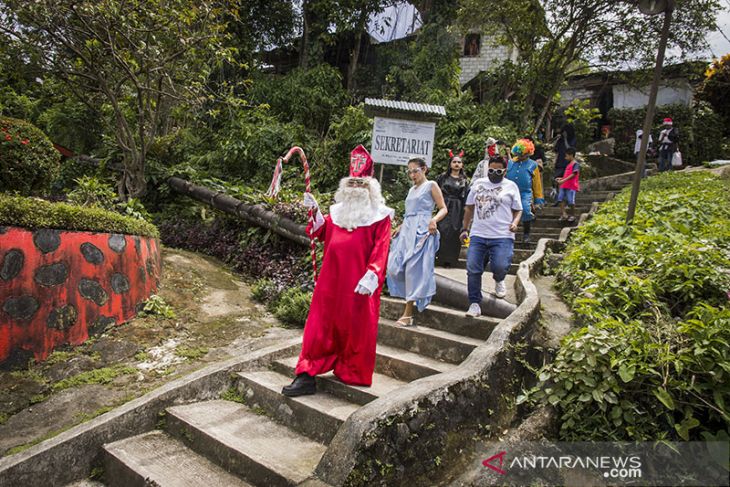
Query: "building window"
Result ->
[[464, 34, 480, 57]]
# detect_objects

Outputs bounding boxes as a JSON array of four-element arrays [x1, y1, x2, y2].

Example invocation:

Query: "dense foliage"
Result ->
[[524, 171, 730, 442], [697, 53, 730, 136], [608, 102, 726, 164], [0, 194, 159, 237], [158, 214, 310, 292], [0, 116, 60, 196]]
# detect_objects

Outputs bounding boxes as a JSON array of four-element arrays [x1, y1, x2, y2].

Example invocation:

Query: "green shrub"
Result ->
[[312, 105, 373, 192], [0, 116, 61, 196], [273, 287, 312, 328], [432, 91, 519, 178], [524, 172, 730, 441], [565, 99, 601, 152], [249, 64, 348, 136], [0, 193, 159, 237], [608, 103, 724, 165], [191, 108, 312, 188], [251, 277, 282, 311], [67, 176, 117, 210]]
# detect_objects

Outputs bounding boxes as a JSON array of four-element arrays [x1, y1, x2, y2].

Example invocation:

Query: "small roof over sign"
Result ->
[[364, 98, 446, 119]]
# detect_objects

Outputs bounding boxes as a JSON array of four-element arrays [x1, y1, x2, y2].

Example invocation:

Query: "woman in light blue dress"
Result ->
[[386, 157, 448, 326]]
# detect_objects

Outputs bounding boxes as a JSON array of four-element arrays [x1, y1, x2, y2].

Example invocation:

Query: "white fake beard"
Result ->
[[333, 179, 383, 230]]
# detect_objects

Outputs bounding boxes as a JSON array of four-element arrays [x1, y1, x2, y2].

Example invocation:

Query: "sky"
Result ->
[[707, 6, 730, 58]]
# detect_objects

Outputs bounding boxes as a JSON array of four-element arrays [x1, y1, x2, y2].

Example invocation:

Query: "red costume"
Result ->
[[294, 146, 393, 386]]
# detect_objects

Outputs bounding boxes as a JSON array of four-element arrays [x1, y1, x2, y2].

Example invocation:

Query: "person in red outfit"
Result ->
[[283, 145, 394, 397]]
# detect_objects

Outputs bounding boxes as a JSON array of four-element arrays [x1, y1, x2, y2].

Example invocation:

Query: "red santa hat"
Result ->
[[663, 117, 673, 125], [350, 145, 374, 178]]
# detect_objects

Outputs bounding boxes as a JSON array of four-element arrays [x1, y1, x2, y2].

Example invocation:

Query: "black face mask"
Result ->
[[488, 173, 504, 184]]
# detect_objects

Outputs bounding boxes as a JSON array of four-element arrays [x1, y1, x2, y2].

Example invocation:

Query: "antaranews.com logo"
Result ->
[[483, 450, 643, 480], [477, 441, 728, 486]]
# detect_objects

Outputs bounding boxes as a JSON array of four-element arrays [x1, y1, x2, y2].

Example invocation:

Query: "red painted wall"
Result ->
[[0, 226, 160, 365]]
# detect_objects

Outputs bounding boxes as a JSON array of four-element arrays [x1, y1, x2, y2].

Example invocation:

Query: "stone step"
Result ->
[[374, 343, 457, 382], [513, 241, 538, 250], [459, 247, 535, 262], [535, 206, 591, 217], [236, 370, 359, 444], [272, 356, 407, 406], [531, 218, 580, 228], [103, 430, 252, 487], [443, 259, 520, 274], [380, 296, 499, 341], [165, 400, 325, 487], [377, 317, 484, 364]]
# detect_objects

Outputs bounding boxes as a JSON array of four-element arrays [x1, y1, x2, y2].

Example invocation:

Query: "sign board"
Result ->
[[371, 116, 436, 167]]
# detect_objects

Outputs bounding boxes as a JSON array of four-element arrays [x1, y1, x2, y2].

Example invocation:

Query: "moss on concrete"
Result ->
[[0, 193, 159, 237]]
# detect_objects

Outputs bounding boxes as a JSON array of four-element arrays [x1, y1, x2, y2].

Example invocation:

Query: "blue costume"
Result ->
[[386, 180, 440, 312], [506, 158, 538, 223]]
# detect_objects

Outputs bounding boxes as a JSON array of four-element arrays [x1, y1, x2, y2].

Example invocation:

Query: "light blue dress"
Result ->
[[386, 180, 440, 312]]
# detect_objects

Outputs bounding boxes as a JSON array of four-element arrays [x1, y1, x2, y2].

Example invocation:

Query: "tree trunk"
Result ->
[[123, 153, 147, 199], [167, 177, 310, 246], [300, 0, 311, 68], [520, 89, 537, 132], [347, 19, 366, 92]]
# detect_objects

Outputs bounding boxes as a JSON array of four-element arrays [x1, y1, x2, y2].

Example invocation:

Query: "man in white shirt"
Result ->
[[460, 156, 523, 316]]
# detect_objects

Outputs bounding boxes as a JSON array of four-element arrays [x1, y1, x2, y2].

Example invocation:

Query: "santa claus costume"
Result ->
[[283, 145, 394, 396]]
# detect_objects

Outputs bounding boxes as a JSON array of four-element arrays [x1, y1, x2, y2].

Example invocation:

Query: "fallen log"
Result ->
[[167, 177, 310, 247]]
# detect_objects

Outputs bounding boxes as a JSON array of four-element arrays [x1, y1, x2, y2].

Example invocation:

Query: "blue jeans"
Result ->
[[466, 236, 514, 304], [658, 149, 672, 172]]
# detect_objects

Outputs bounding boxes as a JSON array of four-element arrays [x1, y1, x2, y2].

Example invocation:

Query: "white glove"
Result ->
[[354, 270, 378, 296], [303, 192, 319, 209]]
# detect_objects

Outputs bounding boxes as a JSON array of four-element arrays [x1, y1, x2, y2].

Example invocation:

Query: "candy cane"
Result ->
[[267, 146, 318, 282]]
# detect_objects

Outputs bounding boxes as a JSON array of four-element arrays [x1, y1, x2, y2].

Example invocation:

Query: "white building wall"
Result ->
[[612, 81, 693, 109], [459, 36, 518, 86]]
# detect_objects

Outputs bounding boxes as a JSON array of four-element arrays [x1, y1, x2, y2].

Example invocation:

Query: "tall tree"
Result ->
[[0, 0, 236, 198], [333, 0, 392, 91], [458, 0, 722, 132]]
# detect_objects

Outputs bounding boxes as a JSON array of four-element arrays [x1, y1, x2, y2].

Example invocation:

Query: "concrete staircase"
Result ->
[[100, 291, 503, 487], [97, 188, 620, 487]]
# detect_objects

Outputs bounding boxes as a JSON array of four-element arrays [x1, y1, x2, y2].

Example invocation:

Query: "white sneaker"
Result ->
[[494, 280, 507, 299], [466, 303, 481, 317]]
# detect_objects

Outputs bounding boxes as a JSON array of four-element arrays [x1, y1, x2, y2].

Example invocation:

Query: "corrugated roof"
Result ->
[[364, 98, 446, 117]]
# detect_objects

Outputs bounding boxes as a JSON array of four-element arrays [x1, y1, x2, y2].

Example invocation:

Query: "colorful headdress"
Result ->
[[349, 145, 374, 178], [511, 139, 535, 157], [449, 149, 465, 161]]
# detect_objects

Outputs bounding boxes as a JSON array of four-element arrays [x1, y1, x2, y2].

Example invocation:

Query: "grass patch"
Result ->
[[0, 412, 8, 425], [52, 365, 136, 391], [133, 351, 150, 362], [220, 387, 245, 404], [0, 193, 159, 237], [174, 346, 208, 360]]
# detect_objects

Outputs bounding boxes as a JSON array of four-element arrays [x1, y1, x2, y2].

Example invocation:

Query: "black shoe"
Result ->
[[282, 373, 316, 397], [551, 201, 560, 207], [522, 233, 531, 243]]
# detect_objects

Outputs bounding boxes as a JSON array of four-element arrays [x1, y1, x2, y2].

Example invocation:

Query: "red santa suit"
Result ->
[[294, 146, 393, 386]]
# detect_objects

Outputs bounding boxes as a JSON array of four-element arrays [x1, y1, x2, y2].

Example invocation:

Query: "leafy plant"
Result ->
[[119, 198, 152, 222], [0, 116, 60, 196], [523, 172, 730, 441], [139, 295, 176, 319], [273, 287, 312, 328], [564, 98, 601, 151], [67, 176, 117, 210]]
